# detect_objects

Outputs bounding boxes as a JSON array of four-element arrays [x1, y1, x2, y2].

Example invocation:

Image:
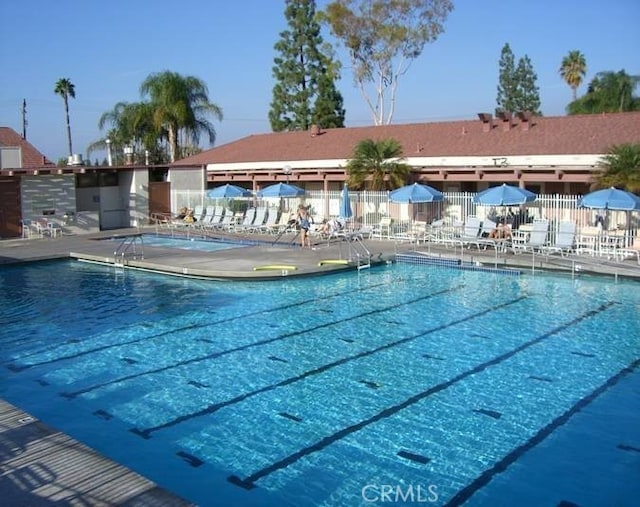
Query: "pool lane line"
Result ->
[[445, 355, 640, 507], [61, 285, 465, 400], [226, 301, 615, 491], [5, 277, 402, 371], [129, 295, 525, 439]]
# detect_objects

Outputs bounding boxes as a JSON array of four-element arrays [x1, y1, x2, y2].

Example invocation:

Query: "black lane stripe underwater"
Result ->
[[227, 302, 615, 491], [5, 277, 399, 370], [445, 356, 640, 507], [129, 285, 479, 438], [61, 285, 465, 400]]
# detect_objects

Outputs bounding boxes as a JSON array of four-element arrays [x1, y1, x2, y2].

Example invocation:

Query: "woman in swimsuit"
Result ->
[[297, 206, 312, 248]]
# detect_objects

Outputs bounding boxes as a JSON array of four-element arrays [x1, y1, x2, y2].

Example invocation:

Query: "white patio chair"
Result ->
[[232, 207, 257, 232], [512, 219, 549, 254], [540, 220, 576, 257], [371, 217, 393, 239]]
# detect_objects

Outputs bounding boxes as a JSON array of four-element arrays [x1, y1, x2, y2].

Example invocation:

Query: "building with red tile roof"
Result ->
[[175, 111, 640, 195], [0, 127, 54, 169]]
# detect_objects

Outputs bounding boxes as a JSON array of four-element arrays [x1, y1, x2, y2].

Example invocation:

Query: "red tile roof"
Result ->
[[0, 127, 54, 168], [175, 112, 640, 166]]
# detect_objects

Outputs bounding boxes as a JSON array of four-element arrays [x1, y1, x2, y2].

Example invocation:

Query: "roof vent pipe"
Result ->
[[477, 113, 493, 132], [517, 111, 533, 131], [496, 111, 513, 131]]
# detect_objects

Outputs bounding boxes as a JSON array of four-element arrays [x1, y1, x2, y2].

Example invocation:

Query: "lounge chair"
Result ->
[[512, 219, 549, 254], [192, 205, 205, 223], [246, 207, 267, 232], [616, 237, 640, 265], [198, 206, 216, 228], [575, 226, 601, 256], [423, 219, 445, 243], [232, 207, 257, 232], [456, 216, 483, 248], [269, 212, 295, 235], [398, 221, 430, 243], [254, 208, 279, 233], [213, 209, 235, 231], [479, 218, 497, 237], [540, 220, 576, 257], [208, 206, 225, 228], [371, 217, 393, 239]]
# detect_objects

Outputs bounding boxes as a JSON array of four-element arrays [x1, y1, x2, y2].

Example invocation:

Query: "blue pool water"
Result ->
[[0, 260, 639, 506], [106, 233, 254, 252]]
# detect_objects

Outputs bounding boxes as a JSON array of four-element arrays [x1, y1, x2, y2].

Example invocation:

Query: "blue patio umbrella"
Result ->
[[206, 184, 252, 199], [578, 187, 640, 236], [473, 183, 537, 206], [577, 187, 640, 210], [257, 182, 306, 198], [389, 183, 444, 203], [339, 184, 353, 219]]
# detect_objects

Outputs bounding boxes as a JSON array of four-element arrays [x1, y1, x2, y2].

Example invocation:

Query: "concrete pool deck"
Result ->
[[1, 226, 639, 281], [0, 399, 193, 506]]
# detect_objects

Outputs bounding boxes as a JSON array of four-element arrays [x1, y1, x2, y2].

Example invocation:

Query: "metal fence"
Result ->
[[171, 189, 638, 238]]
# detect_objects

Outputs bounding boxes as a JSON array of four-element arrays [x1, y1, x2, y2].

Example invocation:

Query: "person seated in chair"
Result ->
[[183, 208, 196, 223], [318, 218, 341, 237], [488, 222, 512, 240], [176, 206, 188, 220]]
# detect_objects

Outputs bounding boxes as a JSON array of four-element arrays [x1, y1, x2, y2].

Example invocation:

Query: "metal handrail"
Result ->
[[348, 235, 371, 269], [114, 235, 144, 263]]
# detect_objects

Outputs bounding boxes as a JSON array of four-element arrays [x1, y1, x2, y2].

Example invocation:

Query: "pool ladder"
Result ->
[[348, 235, 371, 270], [114, 235, 144, 266]]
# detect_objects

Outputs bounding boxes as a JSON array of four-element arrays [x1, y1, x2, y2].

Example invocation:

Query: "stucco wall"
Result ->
[[21, 174, 76, 222]]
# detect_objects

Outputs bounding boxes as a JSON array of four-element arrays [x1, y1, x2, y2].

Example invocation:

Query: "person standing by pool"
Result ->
[[297, 205, 312, 248]]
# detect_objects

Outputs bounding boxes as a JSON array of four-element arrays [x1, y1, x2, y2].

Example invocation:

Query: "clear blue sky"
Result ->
[[1, 0, 638, 163]]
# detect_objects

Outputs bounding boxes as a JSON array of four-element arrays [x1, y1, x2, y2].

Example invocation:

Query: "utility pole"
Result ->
[[22, 99, 27, 139]]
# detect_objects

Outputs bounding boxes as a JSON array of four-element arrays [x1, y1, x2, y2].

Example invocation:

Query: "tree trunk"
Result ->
[[64, 97, 73, 156], [168, 125, 177, 163]]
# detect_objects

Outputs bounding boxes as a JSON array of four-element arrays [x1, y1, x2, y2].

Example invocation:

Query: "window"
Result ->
[[99, 172, 118, 186]]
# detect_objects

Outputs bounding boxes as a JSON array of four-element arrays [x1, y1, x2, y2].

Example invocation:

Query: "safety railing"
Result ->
[[114, 235, 144, 265]]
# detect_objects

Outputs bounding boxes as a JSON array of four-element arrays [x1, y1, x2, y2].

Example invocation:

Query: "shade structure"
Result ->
[[257, 182, 305, 198], [577, 187, 640, 211], [206, 184, 252, 199], [389, 183, 444, 203], [473, 184, 537, 206], [339, 184, 353, 219]]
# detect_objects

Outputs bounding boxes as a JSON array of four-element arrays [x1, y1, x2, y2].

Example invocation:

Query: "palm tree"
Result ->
[[568, 70, 640, 114], [92, 101, 162, 163], [346, 138, 411, 191], [54, 78, 76, 156], [139, 71, 223, 162], [593, 143, 640, 193], [559, 50, 587, 101]]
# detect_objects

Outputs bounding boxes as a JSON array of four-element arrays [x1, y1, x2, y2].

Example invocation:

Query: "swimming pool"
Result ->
[[106, 233, 256, 252], [1, 260, 638, 506]]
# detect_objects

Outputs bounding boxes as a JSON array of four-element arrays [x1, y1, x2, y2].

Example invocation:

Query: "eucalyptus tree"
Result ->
[[320, 0, 453, 125], [559, 50, 587, 101], [140, 71, 223, 162], [346, 138, 411, 190], [594, 143, 640, 193], [54, 78, 76, 156], [567, 70, 640, 114], [269, 0, 344, 132]]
